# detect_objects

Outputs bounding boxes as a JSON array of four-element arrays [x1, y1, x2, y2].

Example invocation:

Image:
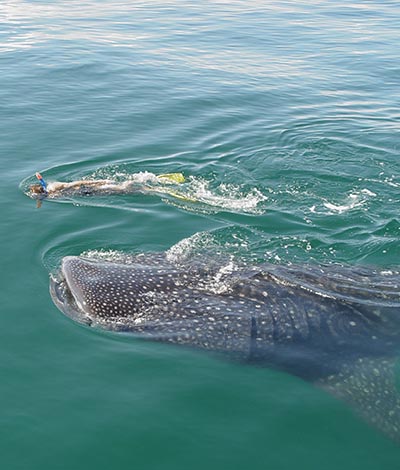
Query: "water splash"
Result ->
[[167, 176, 268, 215]]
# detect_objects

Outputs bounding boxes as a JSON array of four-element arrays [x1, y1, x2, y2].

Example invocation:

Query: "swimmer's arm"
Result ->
[[47, 179, 114, 192]]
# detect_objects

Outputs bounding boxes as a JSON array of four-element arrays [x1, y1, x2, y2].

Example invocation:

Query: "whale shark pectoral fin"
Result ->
[[317, 357, 400, 443]]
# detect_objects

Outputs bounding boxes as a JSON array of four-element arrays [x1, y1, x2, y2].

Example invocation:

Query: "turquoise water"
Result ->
[[2, 1, 400, 468]]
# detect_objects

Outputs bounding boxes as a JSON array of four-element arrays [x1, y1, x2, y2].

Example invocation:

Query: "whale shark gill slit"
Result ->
[[49, 253, 400, 442]]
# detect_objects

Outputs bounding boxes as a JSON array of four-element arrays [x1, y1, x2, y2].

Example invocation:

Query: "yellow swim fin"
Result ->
[[155, 173, 197, 202], [157, 173, 186, 184], [157, 187, 198, 203], [165, 190, 197, 202]]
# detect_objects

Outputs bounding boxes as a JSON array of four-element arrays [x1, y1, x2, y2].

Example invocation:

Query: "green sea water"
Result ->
[[1, 1, 400, 468]]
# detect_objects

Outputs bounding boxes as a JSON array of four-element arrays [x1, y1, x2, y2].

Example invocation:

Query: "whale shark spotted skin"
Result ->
[[50, 252, 400, 442]]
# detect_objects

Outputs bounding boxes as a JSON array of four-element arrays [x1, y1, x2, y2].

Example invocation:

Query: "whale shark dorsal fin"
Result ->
[[317, 357, 400, 443]]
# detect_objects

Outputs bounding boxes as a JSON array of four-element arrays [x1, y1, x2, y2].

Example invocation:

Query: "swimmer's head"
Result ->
[[29, 184, 47, 196]]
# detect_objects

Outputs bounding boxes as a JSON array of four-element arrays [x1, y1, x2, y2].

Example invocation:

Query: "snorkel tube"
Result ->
[[35, 172, 48, 194]]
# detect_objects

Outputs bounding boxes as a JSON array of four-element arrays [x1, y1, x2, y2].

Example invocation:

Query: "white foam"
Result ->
[[361, 188, 377, 197], [166, 232, 213, 263], [207, 260, 238, 294], [125, 171, 161, 184], [322, 188, 376, 214], [323, 199, 363, 214], [176, 176, 267, 214], [82, 249, 135, 264]]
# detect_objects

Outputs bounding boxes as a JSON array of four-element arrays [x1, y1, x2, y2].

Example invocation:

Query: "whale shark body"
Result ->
[[50, 252, 400, 442]]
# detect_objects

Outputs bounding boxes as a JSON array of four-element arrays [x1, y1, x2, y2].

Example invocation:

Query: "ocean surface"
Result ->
[[1, 1, 400, 468]]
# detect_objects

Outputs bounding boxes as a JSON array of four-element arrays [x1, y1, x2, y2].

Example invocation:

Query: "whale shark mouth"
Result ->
[[50, 257, 95, 327]]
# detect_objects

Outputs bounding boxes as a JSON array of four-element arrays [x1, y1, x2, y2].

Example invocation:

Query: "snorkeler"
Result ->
[[29, 172, 187, 207]]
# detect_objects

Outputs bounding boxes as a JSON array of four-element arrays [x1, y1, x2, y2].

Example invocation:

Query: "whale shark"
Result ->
[[50, 251, 400, 443]]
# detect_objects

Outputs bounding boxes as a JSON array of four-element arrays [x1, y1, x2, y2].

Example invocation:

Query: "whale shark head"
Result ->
[[50, 255, 183, 331]]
